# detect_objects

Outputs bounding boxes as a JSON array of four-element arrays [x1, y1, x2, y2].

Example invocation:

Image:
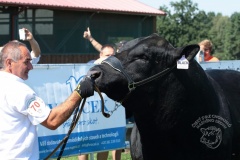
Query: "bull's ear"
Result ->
[[175, 44, 200, 61]]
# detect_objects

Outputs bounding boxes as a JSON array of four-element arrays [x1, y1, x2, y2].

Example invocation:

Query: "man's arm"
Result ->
[[41, 92, 81, 130], [83, 27, 102, 52], [41, 76, 95, 130], [24, 28, 41, 58]]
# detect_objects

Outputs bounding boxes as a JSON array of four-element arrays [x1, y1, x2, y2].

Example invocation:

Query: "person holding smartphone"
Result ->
[[19, 28, 41, 64], [1, 28, 41, 64]]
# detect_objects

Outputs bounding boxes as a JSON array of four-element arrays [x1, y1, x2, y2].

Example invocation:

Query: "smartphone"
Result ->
[[19, 29, 26, 40]]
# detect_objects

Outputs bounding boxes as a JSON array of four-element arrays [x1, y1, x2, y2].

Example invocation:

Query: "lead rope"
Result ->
[[44, 85, 109, 160], [44, 98, 84, 160], [94, 85, 110, 118]]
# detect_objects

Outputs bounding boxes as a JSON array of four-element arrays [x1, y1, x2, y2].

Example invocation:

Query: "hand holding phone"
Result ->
[[19, 29, 26, 40]]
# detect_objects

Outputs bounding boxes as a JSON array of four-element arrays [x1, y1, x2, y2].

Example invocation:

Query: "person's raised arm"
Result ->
[[24, 28, 41, 58], [83, 27, 102, 52]]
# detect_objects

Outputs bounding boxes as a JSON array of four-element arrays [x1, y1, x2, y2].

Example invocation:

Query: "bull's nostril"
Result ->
[[87, 70, 101, 80]]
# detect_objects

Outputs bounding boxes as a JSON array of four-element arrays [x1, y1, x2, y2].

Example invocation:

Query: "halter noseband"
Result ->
[[101, 56, 136, 91], [101, 56, 176, 103]]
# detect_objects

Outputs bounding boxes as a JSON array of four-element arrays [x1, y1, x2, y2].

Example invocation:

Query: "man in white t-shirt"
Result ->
[[0, 40, 95, 160]]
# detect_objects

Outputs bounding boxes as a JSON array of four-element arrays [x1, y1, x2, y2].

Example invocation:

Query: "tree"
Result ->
[[157, 0, 240, 60], [223, 13, 240, 59], [157, 0, 210, 47], [207, 14, 229, 58]]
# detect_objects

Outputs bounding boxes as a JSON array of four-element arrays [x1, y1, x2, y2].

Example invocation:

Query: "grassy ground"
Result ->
[[54, 149, 132, 160]]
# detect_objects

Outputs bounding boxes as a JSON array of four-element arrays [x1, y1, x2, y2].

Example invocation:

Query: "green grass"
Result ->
[[53, 150, 132, 160]]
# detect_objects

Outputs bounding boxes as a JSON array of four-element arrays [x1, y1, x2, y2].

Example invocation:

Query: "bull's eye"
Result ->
[[139, 54, 149, 61]]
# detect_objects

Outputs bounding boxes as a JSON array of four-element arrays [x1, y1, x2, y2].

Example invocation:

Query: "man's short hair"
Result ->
[[101, 44, 115, 51]]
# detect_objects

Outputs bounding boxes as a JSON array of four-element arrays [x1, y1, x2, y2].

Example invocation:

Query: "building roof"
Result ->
[[0, 0, 166, 16]]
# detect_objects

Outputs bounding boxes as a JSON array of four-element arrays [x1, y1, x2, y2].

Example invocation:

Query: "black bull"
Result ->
[[87, 33, 240, 160]]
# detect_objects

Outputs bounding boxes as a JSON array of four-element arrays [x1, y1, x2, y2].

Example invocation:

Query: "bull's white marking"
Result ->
[[192, 114, 231, 149]]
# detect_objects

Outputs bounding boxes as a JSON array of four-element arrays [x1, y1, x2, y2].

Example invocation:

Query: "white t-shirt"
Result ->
[[31, 51, 40, 64], [0, 71, 51, 160]]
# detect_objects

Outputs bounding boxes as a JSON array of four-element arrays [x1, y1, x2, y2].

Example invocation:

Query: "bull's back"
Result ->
[[206, 69, 240, 154]]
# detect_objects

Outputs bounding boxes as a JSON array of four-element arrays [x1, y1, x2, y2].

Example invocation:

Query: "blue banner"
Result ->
[[26, 64, 126, 159]]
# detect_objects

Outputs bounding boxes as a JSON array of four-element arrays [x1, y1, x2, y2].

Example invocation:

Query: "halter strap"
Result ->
[[102, 56, 176, 103], [102, 56, 135, 91]]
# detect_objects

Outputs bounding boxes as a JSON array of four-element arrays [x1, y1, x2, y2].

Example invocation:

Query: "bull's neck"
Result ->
[[173, 61, 219, 107]]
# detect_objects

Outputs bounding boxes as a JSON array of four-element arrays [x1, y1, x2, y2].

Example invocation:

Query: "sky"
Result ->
[[138, 0, 239, 16]]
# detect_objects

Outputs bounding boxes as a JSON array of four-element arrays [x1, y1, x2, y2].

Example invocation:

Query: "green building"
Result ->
[[0, 0, 165, 63]]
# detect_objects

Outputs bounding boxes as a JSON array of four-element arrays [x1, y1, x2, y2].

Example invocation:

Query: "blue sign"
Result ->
[[26, 64, 126, 159]]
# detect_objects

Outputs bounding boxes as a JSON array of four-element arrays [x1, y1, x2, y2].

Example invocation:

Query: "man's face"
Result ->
[[10, 46, 33, 80], [100, 47, 114, 58], [94, 46, 115, 64], [200, 45, 211, 57]]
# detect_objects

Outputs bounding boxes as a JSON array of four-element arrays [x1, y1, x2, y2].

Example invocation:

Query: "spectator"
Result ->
[[83, 27, 102, 52], [21, 28, 41, 64], [198, 39, 219, 62], [0, 40, 95, 160], [92, 44, 115, 64], [83, 27, 127, 54], [0, 27, 41, 64]]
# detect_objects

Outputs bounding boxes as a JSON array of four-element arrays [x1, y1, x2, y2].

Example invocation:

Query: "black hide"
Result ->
[[87, 33, 239, 160]]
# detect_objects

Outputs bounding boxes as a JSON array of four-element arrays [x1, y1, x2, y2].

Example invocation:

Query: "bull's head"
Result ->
[[87, 33, 199, 110]]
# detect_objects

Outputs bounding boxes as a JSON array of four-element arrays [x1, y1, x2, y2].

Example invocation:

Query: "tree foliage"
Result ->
[[157, 0, 240, 60]]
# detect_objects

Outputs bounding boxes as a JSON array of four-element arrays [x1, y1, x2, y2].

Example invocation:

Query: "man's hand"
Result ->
[[24, 28, 34, 41], [75, 76, 95, 98], [83, 27, 92, 40]]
